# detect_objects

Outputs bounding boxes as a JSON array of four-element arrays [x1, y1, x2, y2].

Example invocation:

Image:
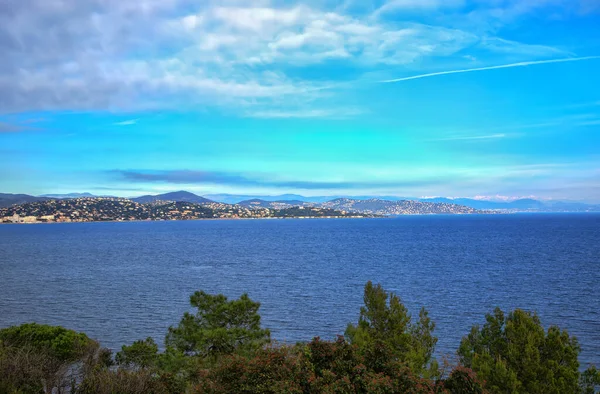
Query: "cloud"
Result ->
[[111, 169, 452, 190], [374, 0, 466, 16], [0, 0, 584, 114], [381, 56, 600, 83], [577, 119, 600, 126], [426, 133, 508, 141], [0, 122, 26, 133], [246, 108, 364, 119], [113, 119, 139, 126]]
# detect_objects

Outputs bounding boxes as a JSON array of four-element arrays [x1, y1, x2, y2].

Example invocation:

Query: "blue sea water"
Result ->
[[0, 214, 598, 366]]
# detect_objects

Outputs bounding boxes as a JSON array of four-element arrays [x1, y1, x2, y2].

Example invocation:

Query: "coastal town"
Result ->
[[320, 198, 487, 215], [0, 198, 370, 224]]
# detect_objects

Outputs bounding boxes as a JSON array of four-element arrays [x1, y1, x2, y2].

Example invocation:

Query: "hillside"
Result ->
[[321, 198, 484, 215], [237, 199, 309, 209], [131, 191, 214, 204], [0, 193, 49, 208], [0, 198, 371, 223]]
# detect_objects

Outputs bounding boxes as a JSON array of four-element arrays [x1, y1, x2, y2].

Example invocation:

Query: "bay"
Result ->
[[0, 214, 598, 366]]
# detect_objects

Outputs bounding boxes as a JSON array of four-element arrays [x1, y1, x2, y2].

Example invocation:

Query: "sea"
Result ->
[[0, 214, 598, 366]]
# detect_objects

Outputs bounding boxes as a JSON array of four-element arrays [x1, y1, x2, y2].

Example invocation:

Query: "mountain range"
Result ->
[[1, 191, 599, 212]]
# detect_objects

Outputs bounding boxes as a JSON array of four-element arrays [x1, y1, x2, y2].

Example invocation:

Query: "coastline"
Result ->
[[0, 215, 381, 225]]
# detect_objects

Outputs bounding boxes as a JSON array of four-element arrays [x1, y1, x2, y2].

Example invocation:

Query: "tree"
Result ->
[[193, 336, 439, 394], [580, 365, 600, 394], [166, 291, 270, 361], [116, 337, 160, 370], [458, 307, 581, 394], [345, 281, 438, 377], [0, 323, 105, 393]]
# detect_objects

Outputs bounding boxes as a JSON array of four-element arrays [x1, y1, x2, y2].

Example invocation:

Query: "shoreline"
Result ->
[[0, 215, 382, 225], [3, 211, 593, 225]]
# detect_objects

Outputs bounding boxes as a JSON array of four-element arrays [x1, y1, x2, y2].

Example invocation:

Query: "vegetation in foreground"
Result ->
[[1, 282, 598, 394]]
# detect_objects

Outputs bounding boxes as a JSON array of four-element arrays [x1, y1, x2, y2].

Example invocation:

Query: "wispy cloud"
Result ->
[[381, 56, 600, 83], [246, 108, 364, 119], [576, 119, 600, 126], [0, 122, 26, 133], [113, 119, 139, 126], [426, 133, 509, 142], [374, 0, 466, 16]]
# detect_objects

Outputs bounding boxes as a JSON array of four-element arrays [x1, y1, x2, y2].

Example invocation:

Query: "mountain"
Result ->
[[321, 198, 483, 215], [131, 191, 214, 204], [543, 201, 600, 212], [418, 197, 600, 212], [40, 193, 99, 198], [237, 199, 308, 209], [4, 190, 599, 212], [205, 193, 414, 204], [0, 193, 49, 208], [204, 194, 330, 204], [419, 198, 545, 210]]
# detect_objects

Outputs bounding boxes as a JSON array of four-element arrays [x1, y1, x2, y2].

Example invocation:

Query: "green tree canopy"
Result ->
[[0, 323, 104, 393], [458, 307, 581, 394], [166, 291, 270, 361], [116, 337, 160, 370], [345, 281, 438, 376], [0, 323, 94, 363]]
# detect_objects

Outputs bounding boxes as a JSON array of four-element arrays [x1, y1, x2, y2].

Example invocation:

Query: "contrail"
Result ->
[[381, 56, 600, 83]]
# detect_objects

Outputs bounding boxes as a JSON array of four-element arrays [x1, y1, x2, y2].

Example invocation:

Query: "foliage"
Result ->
[[580, 365, 600, 394], [442, 366, 488, 394], [2, 286, 598, 394], [345, 281, 438, 376], [166, 291, 270, 361], [0, 342, 50, 393], [0, 323, 94, 363], [76, 368, 170, 394], [116, 337, 160, 369], [458, 307, 581, 394], [0, 323, 109, 394], [194, 336, 444, 394], [193, 344, 306, 393]]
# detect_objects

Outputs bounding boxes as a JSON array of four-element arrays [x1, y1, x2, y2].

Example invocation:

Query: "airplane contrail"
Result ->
[[381, 56, 600, 83]]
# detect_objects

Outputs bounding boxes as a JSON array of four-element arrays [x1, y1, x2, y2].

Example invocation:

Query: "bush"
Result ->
[[0, 323, 105, 393], [193, 336, 441, 394], [76, 368, 170, 394]]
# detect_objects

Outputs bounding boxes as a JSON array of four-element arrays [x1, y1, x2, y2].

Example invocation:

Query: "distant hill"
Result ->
[[0, 193, 49, 208], [419, 197, 545, 210], [321, 198, 483, 215], [40, 193, 99, 198], [131, 191, 213, 204], [418, 197, 599, 212], [237, 199, 308, 209], [205, 194, 332, 204], [542, 200, 600, 212], [4, 190, 599, 212]]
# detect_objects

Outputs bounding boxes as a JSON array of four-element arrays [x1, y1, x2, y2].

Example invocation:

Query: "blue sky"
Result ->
[[1, 0, 599, 201]]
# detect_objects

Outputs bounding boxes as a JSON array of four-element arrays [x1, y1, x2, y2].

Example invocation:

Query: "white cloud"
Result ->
[[0, 0, 582, 114], [374, 0, 466, 16]]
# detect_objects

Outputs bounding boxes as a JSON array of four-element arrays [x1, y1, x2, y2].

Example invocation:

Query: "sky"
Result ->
[[1, 0, 600, 202]]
